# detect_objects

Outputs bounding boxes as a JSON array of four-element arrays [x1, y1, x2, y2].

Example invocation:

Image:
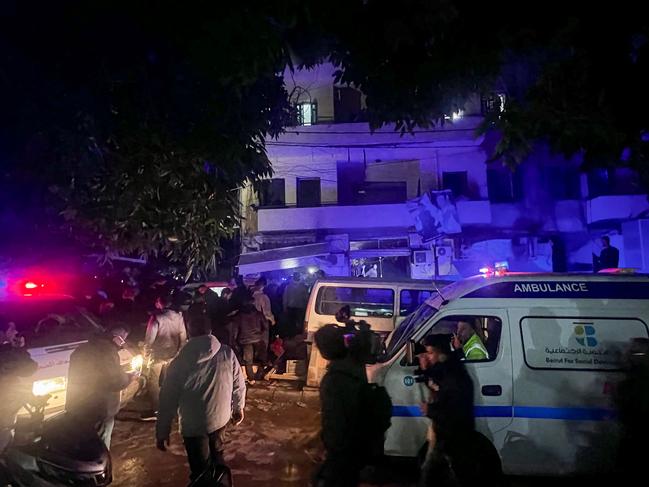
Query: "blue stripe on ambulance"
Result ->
[[392, 405, 617, 421]]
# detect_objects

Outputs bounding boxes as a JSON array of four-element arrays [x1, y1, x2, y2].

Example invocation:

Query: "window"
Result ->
[[297, 101, 317, 126], [543, 167, 580, 199], [487, 168, 523, 203], [520, 317, 648, 371], [337, 161, 365, 205], [399, 289, 434, 316], [316, 286, 394, 318], [355, 181, 407, 204], [421, 314, 502, 362], [258, 178, 286, 207], [350, 238, 409, 251], [442, 171, 468, 199], [296, 177, 321, 207], [587, 168, 642, 198], [481, 93, 506, 115], [334, 87, 363, 123], [381, 303, 439, 362]]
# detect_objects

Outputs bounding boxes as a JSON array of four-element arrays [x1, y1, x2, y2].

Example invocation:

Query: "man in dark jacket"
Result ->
[[419, 334, 502, 486], [0, 342, 38, 452], [594, 236, 620, 271], [314, 324, 366, 487], [229, 275, 251, 312], [66, 326, 137, 448], [232, 297, 269, 382], [282, 272, 309, 337]]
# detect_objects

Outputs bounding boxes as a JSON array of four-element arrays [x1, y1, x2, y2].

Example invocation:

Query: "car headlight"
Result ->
[[32, 376, 67, 396], [128, 354, 144, 373]]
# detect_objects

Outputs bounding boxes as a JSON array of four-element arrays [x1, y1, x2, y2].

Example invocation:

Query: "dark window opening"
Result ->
[[334, 87, 363, 123], [354, 181, 407, 205], [296, 177, 321, 207], [487, 168, 523, 203], [258, 178, 286, 208], [442, 171, 469, 199], [543, 167, 581, 200], [587, 168, 643, 198]]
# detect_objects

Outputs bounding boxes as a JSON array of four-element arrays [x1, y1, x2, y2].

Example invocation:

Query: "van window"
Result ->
[[421, 315, 502, 362], [316, 286, 394, 318], [399, 289, 434, 316], [520, 316, 649, 371]]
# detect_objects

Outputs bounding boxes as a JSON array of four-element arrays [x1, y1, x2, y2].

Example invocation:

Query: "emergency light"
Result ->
[[479, 261, 509, 277]]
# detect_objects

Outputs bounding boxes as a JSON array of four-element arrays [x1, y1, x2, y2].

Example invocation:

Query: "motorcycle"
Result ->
[[0, 395, 112, 487]]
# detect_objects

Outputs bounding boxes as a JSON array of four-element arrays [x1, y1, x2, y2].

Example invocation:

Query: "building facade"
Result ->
[[237, 64, 649, 279]]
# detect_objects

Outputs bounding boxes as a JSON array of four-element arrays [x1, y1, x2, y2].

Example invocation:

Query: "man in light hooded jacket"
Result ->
[[156, 306, 246, 483]]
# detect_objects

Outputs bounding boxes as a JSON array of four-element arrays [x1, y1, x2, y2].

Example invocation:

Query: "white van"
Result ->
[[369, 272, 649, 476], [305, 277, 449, 386], [0, 294, 142, 417]]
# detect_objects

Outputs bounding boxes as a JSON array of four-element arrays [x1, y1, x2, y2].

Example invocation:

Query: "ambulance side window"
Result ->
[[421, 314, 502, 362]]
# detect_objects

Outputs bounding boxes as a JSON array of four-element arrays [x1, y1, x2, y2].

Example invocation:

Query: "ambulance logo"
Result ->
[[574, 324, 598, 347]]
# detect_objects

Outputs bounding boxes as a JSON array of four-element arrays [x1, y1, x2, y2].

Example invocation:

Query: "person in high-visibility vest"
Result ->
[[453, 320, 489, 361]]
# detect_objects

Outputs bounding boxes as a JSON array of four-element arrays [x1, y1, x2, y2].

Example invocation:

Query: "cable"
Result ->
[[266, 141, 480, 149], [281, 127, 478, 135]]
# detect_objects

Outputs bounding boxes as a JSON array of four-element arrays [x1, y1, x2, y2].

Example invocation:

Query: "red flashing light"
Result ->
[[24, 281, 39, 289]]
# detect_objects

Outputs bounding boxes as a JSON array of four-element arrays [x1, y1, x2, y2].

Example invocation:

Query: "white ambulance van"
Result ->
[[305, 277, 450, 386], [368, 272, 649, 476]]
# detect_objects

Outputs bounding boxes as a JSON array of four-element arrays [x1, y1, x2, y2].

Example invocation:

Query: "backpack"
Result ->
[[357, 381, 393, 462]]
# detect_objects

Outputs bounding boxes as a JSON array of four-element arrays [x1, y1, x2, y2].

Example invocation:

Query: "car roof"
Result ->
[[436, 273, 649, 303], [313, 276, 452, 287]]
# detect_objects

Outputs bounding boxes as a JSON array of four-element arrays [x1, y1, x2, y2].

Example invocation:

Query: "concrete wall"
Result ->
[[266, 116, 486, 206]]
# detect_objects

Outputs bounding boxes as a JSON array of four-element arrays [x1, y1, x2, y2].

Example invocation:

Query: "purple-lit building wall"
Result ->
[[238, 64, 649, 279]]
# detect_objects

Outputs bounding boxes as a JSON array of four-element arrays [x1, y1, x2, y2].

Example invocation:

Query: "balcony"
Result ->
[[257, 200, 492, 233], [586, 194, 649, 225]]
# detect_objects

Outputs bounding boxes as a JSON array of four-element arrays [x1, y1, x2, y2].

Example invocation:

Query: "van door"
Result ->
[[382, 308, 513, 457]]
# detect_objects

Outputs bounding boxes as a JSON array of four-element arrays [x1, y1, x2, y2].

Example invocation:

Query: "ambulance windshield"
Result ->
[[380, 303, 438, 361]]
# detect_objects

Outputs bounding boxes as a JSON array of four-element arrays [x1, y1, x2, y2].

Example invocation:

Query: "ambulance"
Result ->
[[368, 271, 649, 475]]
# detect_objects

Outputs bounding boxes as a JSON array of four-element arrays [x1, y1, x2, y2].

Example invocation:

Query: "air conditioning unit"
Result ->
[[413, 250, 433, 265], [435, 245, 453, 258]]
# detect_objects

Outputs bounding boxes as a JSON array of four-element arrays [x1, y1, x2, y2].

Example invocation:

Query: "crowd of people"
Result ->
[[4, 263, 647, 486], [0, 266, 320, 486]]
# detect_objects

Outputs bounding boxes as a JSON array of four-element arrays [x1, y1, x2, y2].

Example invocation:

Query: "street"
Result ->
[[112, 383, 339, 487], [111, 382, 577, 487]]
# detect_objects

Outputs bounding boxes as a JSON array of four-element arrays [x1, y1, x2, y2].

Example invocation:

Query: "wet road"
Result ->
[[111, 383, 343, 487], [111, 382, 573, 487]]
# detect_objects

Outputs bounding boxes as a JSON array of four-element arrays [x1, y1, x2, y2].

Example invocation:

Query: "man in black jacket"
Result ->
[[66, 326, 137, 448], [314, 324, 367, 487], [419, 334, 502, 486], [0, 341, 38, 452]]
